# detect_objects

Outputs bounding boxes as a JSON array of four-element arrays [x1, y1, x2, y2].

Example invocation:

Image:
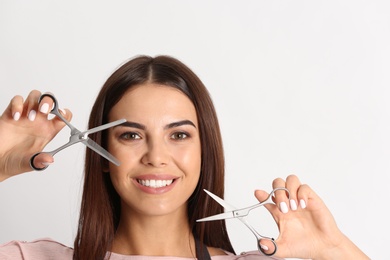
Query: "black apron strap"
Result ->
[[195, 237, 211, 260]]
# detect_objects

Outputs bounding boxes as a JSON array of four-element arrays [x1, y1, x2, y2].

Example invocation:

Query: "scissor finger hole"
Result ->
[[258, 238, 277, 256], [30, 153, 49, 171], [271, 188, 290, 201], [39, 93, 58, 112]]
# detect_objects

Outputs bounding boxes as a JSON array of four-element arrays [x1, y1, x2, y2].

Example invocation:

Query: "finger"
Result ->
[[5, 95, 24, 121], [285, 174, 302, 211], [297, 184, 315, 209], [38, 95, 55, 115], [254, 189, 278, 210], [258, 238, 277, 256], [51, 108, 73, 132], [30, 153, 54, 171], [25, 90, 42, 122], [254, 189, 280, 221], [272, 178, 290, 214], [59, 108, 72, 121]]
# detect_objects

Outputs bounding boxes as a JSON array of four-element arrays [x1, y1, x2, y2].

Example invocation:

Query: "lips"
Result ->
[[134, 174, 178, 194]]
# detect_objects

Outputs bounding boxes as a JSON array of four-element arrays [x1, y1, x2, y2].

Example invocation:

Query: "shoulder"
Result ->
[[0, 238, 73, 260], [212, 250, 284, 260]]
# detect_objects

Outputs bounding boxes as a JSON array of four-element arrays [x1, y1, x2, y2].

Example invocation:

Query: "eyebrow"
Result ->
[[116, 120, 196, 130], [165, 120, 196, 129], [117, 121, 146, 130]]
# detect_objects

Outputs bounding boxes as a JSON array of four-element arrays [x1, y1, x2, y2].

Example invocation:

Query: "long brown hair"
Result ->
[[73, 55, 235, 259]]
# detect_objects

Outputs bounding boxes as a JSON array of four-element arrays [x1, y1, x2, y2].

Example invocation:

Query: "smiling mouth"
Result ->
[[137, 179, 174, 188]]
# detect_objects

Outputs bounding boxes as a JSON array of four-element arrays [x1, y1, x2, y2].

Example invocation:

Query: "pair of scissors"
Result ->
[[197, 188, 289, 256], [30, 93, 126, 171]]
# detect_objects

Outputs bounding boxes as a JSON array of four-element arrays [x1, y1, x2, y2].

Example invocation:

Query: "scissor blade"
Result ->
[[84, 119, 126, 135], [196, 212, 235, 222], [196, 189, 239, 222], [85, 138, 121, 166], [203, 189, 237, 211]]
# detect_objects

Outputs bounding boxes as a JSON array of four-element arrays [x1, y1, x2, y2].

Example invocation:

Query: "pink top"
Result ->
[[0, 238, 283, 260]]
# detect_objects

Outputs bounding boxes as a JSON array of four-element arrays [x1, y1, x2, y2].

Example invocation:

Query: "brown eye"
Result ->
[[171, 132, 189, 140], [120, 132, 141, 140]]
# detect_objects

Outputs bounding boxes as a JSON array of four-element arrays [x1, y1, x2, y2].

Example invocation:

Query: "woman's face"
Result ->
[[107, 83, 201, 218]]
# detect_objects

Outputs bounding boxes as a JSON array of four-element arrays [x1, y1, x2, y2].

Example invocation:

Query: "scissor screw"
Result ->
[[79, 133, 88, 140]]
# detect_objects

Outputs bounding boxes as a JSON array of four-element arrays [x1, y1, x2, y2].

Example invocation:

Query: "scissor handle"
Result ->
[[30, 152, 48, 171], [238, 215, 278, 256], [29, 93, 70, 171], [257, 238, 277, 256], [39, 93, 78, 133], [39, 93, 58, 112], [28, 94, 55, 171], [29, 93, 78, 171], [30, 141, 74, 171]]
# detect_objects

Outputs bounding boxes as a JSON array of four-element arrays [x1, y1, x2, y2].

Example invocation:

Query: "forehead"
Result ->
[[109, 83, 198, 124]]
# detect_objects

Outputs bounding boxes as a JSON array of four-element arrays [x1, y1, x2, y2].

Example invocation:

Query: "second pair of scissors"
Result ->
[[197, 187, 290, 256]]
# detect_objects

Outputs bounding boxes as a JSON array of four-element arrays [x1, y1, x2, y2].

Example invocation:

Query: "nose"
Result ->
[[141, 138, 169, 167]]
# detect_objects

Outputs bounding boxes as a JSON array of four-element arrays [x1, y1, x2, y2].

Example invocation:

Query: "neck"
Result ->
[[111, 206, 196, 257]]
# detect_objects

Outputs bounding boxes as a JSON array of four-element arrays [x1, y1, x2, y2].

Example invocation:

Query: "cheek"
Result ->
[[106, 137, 136, 174], [107, 135, 136, 161], [107, 134, 120, 157], [107, 151, 137, 195], [174, 144, 202, 176]]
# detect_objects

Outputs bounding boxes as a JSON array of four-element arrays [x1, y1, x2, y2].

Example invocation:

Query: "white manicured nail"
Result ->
[[290, 199, 298, 211], [300, 199, 307, 209], [13, 112, 21, 121], [28, 110, 37, 121], [280, 201, 289, 213], [260, 244, 269, 251], [40, 103, 50, 114], [41, 162, 53, 166]]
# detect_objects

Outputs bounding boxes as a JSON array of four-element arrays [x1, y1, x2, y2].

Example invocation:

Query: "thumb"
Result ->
[[29, 152, 54, 171]]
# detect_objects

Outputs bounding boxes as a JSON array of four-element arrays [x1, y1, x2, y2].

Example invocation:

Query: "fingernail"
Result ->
[[13, 112, 21, 121], [59, 108, 66, 115], [300, 199, 307, 209], [280, 201, 289, 213], [260, 244, 269, 251], [290, 199, 298, 211], [28, 110, 37, 121], [40, 103, 50, 114], [41, 162, 53, 166]]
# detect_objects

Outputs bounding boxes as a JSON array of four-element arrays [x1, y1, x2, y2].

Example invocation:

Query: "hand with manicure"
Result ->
[[254, 175, 369, 259], [0, 90, 72, 181]]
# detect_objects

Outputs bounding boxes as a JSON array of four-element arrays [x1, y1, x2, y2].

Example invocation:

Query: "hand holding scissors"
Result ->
[[197, 187, 289, 256], [30, 93, 126, 171]]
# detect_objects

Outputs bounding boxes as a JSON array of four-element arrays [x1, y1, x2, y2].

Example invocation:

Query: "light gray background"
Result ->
[[1, 1, 389, 259]]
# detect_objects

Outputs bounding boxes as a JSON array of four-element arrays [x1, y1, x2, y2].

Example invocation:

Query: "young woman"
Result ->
[[0, 55, 369, 259]]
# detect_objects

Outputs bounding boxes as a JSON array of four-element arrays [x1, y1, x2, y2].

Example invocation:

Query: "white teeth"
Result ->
[[138, 179, 173, 188]]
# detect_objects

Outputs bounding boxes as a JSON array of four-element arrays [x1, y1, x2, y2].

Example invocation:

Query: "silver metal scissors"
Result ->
[[29, 93, 126, 171], [197, 187, 289, 256]]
